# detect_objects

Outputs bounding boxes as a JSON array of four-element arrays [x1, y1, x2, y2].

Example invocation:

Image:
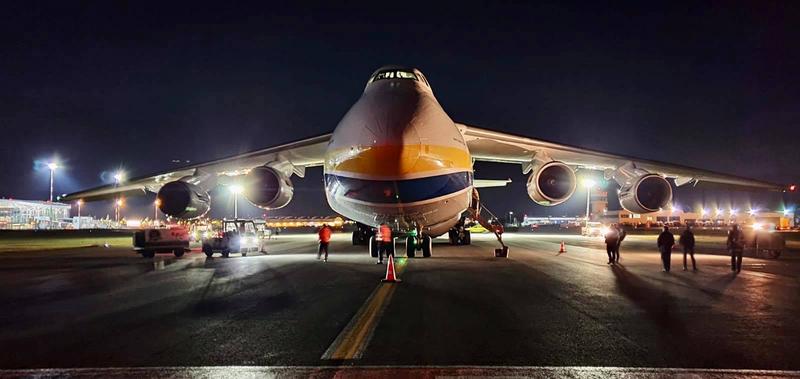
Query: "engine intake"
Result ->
[[526, 161, 576, 206], [618, 173, 672, 213], [156, 181, 211, 219], [242, 166, 294, 209]]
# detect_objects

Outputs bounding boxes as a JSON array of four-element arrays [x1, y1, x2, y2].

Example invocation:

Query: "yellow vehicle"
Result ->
[[466, 224, 489, 233]]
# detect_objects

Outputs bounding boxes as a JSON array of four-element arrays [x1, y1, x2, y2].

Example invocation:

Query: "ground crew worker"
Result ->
[[615, 224, 626, 263], [317, 223, 332, 262], [657, 225, 675, 272], [727, 224, 745, 273], [679, 225, 696, 271], [377, 222, 392, 264], [604, 225, 619, 264]]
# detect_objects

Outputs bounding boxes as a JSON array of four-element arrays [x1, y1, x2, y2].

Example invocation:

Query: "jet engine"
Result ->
[[241, 166, 294, 209], [612, 164, 672, 213], [157, 181, 211, 219], [156, 170, 215, 219], [526, 161, 576, 206]]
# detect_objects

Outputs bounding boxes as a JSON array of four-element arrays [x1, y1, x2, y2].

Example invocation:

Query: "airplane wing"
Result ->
[[459, 124, 788, 191], [62, 134, 331, 202]]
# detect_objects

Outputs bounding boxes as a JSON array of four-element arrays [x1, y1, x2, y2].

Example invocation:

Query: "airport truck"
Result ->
[[133, 227, 190, 258], [201, 219, 267, 258]]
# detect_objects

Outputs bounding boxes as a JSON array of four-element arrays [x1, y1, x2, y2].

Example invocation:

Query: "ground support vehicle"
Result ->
[[133, 228, 190, 258], [202, 219, 266, 258]]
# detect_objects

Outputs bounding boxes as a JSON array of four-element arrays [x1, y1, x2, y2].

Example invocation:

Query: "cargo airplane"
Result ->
[[64, 66, 794, 257]]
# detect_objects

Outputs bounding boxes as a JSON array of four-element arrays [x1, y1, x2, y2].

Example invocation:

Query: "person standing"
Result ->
[[615, 224, 626, 263], [604, 225, 619, 264], [317, 223, 332, 262], [376, 222, 393, 264], [679, 225, 696, 271], [657, 225, 675, 272], [727, 224, 745, 273]]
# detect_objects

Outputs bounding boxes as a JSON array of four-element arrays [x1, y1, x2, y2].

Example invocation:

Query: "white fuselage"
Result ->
[[323, 68, 473, 236]]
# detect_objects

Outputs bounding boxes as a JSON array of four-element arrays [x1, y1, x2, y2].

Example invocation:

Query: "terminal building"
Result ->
[[0, 199, 71, 229]]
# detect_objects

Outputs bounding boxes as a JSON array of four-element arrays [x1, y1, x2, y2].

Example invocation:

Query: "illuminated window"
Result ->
[[369, 70, 421, 84]]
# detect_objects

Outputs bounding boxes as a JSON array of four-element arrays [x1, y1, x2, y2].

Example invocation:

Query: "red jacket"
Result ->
[[318, 226, 332, 243], [378, 224, 392, 242]]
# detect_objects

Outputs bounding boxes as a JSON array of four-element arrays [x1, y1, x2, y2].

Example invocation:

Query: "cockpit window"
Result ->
[[368, 69, 429, 87]]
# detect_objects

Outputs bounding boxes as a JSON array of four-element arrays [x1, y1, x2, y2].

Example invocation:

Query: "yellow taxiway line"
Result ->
[[321, 258, 408, 360]]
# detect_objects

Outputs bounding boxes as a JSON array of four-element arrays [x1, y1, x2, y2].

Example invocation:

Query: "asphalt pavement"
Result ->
[[1, 232, 799, 377]]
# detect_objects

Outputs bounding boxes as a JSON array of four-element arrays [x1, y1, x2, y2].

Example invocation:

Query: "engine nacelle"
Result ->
[[242, 166, 294, 209], [618, 173, 672, 213], [526, 161, 576, 206], [157, 181, 211, 219]]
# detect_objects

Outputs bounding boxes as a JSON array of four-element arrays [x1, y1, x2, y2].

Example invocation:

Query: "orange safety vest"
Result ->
[[378, 224, 392, 242], [318, 226, 332, 243]]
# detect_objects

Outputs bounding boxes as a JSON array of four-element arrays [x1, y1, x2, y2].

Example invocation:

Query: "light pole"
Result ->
[[113, 171, 125, 224], [47, 162, 58, 202], [230, 185, 243, 219], [154, 198, 161, 226], [76, 199, 83, 229], [584, 179, 596, 229], [115, 198, 124, 223]]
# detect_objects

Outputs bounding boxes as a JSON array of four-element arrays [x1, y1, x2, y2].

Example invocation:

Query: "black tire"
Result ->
[[463, 230, 471, 245], [352, 231, 360, 245], [422, 236, 432, 257], [406, 236, 416, 258], [173, 249, 185, 257], [204, 251, 214, 258], [222, 250, 230, 258], [369, 236, 378, 258], [448, 230, 456, 245], [241, 251, 248, 257], [142, 251, 155, 258]]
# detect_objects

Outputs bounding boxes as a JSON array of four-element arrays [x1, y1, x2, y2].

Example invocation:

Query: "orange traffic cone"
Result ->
[[559, 241, 567, 253], [382, 257, 402, 283]]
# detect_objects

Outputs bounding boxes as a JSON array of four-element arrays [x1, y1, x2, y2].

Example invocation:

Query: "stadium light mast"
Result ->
[[47, 162, 58, 202]]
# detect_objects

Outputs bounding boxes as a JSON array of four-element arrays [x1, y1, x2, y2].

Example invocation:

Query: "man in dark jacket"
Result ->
[[657, 225, 675, 272], [679, 225, 696, 271], [604, 225, 619, 264], [615, 225, 626, 263], [727, 224, 745, 273]]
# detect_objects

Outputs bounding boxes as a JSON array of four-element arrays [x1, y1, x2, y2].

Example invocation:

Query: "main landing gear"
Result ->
[[447, 224, 471, 246], [352, 222, 372, 246]]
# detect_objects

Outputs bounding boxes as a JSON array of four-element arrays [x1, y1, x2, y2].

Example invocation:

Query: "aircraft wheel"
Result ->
[[448, 230, 456, 245], [406, 236, 416, 258], [173, 249, 185, 257], [463, 230, 471, 245], [422, 236, 432, 257], [369, 236, 378, 258]]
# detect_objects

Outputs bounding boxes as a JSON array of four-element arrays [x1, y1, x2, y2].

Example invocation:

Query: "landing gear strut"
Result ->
[[352, 222, 371, 245]]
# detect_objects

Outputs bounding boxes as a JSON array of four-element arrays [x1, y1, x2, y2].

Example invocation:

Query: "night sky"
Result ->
[[1, 2, 798, 220]]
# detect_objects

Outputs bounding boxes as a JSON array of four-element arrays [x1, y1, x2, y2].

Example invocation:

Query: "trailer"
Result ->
[[752, 231, 786, 259], [133, 227, 190, 258]]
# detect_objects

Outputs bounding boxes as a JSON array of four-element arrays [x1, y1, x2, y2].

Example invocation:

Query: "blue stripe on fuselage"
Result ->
[[325, 172, 473, 204]]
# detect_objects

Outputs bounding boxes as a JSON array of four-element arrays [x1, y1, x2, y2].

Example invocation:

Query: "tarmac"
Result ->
[[1, 232, 799, 377]]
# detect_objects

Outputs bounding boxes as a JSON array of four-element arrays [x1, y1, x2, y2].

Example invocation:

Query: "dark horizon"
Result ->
[[1, 2, 798, 219]]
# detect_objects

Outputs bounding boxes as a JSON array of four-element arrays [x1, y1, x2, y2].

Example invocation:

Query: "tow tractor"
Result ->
[[202, 219, 267, 258]]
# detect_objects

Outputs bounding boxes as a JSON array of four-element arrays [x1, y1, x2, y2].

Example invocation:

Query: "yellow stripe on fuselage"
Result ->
[[325, 144, 472, 179]]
